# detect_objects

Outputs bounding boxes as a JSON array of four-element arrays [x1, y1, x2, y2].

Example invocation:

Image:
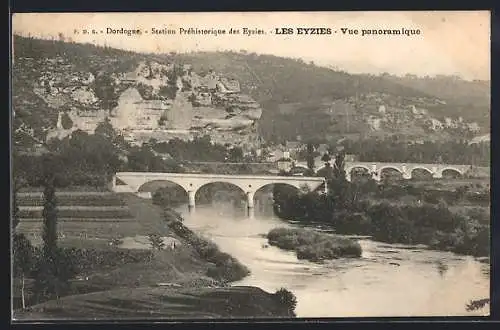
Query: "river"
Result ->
[[177, 201, 490, 317]]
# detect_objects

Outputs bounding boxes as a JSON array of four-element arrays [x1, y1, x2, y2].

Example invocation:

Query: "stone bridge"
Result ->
[[111, 172, 325, 214], [294, 161, 479, 182]]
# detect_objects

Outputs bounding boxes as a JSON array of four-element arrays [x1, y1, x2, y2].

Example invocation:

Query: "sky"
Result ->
[[12, 11, 490, 81]]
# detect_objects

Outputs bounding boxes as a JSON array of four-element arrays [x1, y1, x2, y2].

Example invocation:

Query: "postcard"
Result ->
[[11, 11, 490, 320]]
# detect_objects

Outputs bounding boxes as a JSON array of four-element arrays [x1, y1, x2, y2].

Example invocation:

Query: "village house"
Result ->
[[265, 144, 290, 162], [444, 117, 453, 128], [428, 118, 444, 130], [367, 116, 382, 131], [121, 70, 138, 84], [220, 77, 241, 93], [194, 92, 212, 106], [199, 72, 219, 91], [467, 122, 481, 133], [410, 105, 429, 118]]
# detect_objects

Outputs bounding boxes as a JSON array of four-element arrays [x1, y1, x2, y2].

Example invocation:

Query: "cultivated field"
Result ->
[[15, 190, 171, 243]]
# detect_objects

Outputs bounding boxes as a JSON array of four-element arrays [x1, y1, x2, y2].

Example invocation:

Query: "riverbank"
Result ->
[[179, 205, 490, 317], [13, 192, 296, 319], [273, 180, 490, 258], [267, 227, 362, 262]]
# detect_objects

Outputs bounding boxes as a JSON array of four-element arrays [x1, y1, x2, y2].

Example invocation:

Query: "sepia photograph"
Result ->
[[10, 11, 490, 320]]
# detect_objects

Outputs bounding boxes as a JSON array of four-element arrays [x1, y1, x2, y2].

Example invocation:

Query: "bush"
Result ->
[[267, 227, 362, 262], [273, 288, 297, 317], [31, 247, 79, 302], [206, 254, 251, 282], [148, 233, 165, 251], [331, 210, 371, 235]]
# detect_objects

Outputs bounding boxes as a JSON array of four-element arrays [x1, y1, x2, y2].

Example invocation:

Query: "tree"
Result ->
[[61, 112, 73, 130], [41, 178, 58, 255], [93, 73, 119, 110], [13, 233, 33, 309], [227, 147, 244, 162], [332, 151, 347, 182], [306, 143, 315, 171], [273, 288, 297, 317], [33, 178, 76, 302], [94, 117, 115, 141], [321, 153, 331, 165]]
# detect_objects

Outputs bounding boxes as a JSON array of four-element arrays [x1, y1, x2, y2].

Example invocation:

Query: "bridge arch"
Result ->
[[440, 167, 463, 178], [138, 180, 190, 206], [378, 166, 404, 182], [409, 167, 434, 180], [253, 182, 302, 210], [195, 181, 248, 205], [346, 165, 371, 173], [344, 165, 372, 182]]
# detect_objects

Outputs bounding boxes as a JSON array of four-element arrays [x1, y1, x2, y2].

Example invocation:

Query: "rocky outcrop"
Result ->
[[105, 60, 263, 141]]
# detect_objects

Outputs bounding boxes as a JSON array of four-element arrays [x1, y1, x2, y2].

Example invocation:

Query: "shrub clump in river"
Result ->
[[267, 227, 362, 262]]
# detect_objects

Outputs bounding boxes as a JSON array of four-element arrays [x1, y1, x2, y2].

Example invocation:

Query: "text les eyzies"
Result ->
[[275, 27, 332, 35]]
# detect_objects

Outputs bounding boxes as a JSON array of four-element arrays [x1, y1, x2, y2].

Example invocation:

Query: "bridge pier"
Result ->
[[188, 190, 196, 213], [247, 191, 255, 217], [110, 175, 117, 191], [432, 172, 443, 179], [247, 206, 255, 219]]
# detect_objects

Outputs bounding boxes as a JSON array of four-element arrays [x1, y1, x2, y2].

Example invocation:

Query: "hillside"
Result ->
[[12, 35, 490, 146]]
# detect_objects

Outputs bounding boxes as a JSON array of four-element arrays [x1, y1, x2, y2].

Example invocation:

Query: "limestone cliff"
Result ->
[[14, 55, 263, 148]]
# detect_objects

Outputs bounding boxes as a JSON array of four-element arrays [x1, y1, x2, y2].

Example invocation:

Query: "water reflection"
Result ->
[[178, 201, 489, 317], [436, 260, 448, 277]]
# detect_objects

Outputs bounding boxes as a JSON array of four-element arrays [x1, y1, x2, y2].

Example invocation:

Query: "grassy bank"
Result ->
[[267, 227, 362, 262], [13, 191, 296, 319], [14, 286, 296, 320], [166, 217, 251, 282]]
